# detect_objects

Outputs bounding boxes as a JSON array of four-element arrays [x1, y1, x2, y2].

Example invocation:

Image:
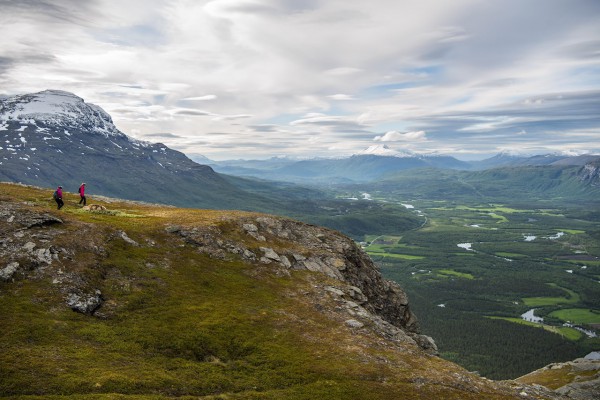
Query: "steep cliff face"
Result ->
[[167, 214, 431, 351], [577, 161, 600, 187], [0, 183, 564, 399]]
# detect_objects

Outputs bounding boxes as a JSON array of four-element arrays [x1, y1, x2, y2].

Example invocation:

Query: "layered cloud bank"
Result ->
[[1, 0, 599, 159]]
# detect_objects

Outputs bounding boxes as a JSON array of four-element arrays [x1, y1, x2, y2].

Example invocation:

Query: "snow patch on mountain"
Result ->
[[0, 90, 160, 151], [496, 149, 534, 157], [0, 90, 124, 139], [2, 90, 84, 116], [356, 144, 414, 158]]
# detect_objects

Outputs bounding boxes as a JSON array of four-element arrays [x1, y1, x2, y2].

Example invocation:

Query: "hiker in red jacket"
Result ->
[[54, 186, 64, 210], [78, 182, 86, 206]]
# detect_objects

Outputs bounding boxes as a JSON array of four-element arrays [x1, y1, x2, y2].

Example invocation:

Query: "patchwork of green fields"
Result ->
[[550, 308, 600, 324], [363, 200, 600, 379], [487, 317, 583, 340], [522, 285, 580, 307]]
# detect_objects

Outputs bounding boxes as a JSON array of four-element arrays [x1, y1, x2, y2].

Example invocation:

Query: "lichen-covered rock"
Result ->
[[0, 203, 62, 228], [117, 230, 139, 246], [345, 319, 364, 328], [0, 261, 19, 281], [260, 247, 281, 262], [66, 290, 103, 314]]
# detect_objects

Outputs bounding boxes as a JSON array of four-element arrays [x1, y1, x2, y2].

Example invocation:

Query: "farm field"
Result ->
[[362, 200, 600, 379]]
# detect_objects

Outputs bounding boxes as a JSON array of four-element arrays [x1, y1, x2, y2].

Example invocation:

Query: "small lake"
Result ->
[[521, 309, 544, 323]]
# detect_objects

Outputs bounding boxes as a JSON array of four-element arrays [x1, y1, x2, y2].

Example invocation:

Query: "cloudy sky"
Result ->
[[2, 0, 599, 160]]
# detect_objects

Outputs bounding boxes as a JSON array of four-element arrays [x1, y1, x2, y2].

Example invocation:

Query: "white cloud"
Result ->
[[183, 95, 217, 101], [1, 0, 599, 160], [374, 130, 427, 142], [328, 94, 355, 101], [324, 67, 363, 76]]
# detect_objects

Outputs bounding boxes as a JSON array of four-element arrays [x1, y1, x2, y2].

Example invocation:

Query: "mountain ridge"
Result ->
[[0, 90, 276, 211], [208, 153, 471, 183], [205, 150, 600, 184]]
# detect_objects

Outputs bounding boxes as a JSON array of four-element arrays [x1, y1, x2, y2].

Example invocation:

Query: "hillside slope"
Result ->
[[0, 183, 563, 399]]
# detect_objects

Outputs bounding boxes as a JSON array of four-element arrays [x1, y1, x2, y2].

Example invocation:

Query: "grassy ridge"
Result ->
[[0, 183, 526, 399]]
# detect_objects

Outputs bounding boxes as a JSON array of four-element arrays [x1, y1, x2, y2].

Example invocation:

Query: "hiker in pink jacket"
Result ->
[[78, 182, 86, 206], [54, 186, 64, 210]]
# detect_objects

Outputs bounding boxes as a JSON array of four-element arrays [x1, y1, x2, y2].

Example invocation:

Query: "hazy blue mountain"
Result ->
[[186, 152, 214, 164], [473, 152, 600, 170], [550, 154, 600, 166], [512, 154, 571, 166], [469, 152, 530, 170], [210, 148, 471, 183], [349, 164, 600, 206]]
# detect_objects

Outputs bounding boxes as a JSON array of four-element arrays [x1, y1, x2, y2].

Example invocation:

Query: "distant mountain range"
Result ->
[[200, 146, 600, 184], [198, 145, 469, 183], [468, 151, 600, 170]]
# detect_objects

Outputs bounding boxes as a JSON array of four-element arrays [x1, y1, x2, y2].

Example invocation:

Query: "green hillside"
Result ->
[[0, 183, 543, 400], [352, 165, 600, 205]]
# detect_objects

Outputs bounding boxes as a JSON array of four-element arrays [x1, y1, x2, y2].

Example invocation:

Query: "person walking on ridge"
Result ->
[[78, 182, 86, 206], [54, 186, 64, 210]]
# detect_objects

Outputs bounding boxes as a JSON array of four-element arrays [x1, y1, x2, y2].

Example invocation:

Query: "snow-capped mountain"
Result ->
[[0, 90, 122, 137], [356, 144, 414, 158], [0, 90, 264, 210], [0, 90, 151, 159]]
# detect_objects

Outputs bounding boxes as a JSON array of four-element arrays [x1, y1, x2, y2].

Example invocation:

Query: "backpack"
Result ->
[[53, 190, 59, 200]]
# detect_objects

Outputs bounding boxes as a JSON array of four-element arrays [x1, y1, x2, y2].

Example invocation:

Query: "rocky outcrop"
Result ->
[[166, 215, 434, 352], [517, 355, 600, 400], [0, 200, 105, 315], [0, 202, 62, 281], [247, 216, 421, 332]]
